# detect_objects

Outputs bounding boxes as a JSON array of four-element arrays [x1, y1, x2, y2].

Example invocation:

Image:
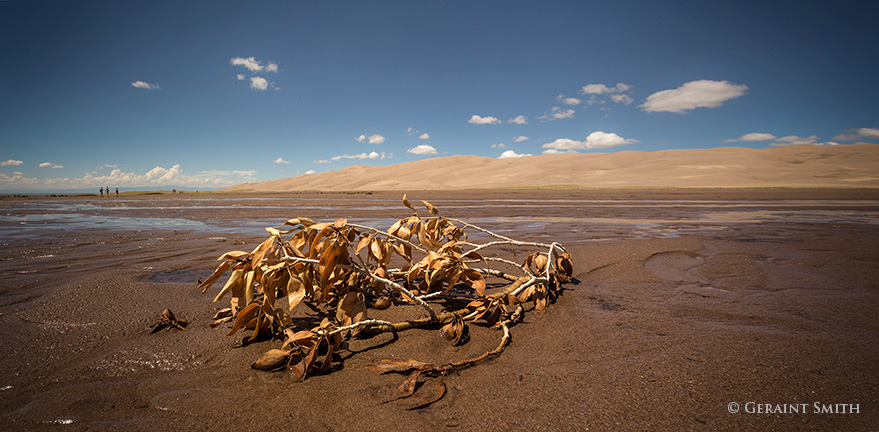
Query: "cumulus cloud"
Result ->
[[407, 144, 438, 155], [833, 127, 879, 142], [39, 162, 64, 169], [249, 77, 269, 91], [610, 94, 634, 105], [1, 159, 23, 166], [237, 74, 245, 80], [313, 152, 391, 163], [356, 134, 386, 144], [230, 57, 278, 73], [542, 131, 639, 152], [498, 150, 532, 159], [0, 164, 250, 190], [770, 135, 838, 146], [580, 83, 631, 95], [304, 170, 316, 175], [274, 157, 291, 164], [418, 133, 430, 140], [508, 115, 528, 124], [491, 143, 506, 149], [723, 132, 777, 143], [468, 115, 502, 125], [538, 107, 575, 121], [640, 80, 748, 113], [556, 95, 582, 106], [131, 81, 159, 90], [513, 136, 529, 142]]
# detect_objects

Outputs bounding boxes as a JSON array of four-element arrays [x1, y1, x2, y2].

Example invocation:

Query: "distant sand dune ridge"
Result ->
[[224, 144, 879, 191]]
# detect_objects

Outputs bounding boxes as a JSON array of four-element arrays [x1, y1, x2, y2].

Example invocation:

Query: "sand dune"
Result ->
[[225, 144, 879, 191]]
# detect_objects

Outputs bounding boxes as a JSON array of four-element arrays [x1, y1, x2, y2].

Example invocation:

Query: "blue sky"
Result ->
[[1, 0, 877, 191]]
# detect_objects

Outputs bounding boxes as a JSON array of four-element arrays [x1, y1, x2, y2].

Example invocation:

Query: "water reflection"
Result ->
[[2, 198, 878, 241]]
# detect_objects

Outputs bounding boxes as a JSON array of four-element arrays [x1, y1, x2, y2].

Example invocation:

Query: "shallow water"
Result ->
[[2, 198, 878, 242]]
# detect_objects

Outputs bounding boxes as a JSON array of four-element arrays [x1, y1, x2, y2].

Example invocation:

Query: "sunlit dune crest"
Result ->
[[224, 144, 879, 191]]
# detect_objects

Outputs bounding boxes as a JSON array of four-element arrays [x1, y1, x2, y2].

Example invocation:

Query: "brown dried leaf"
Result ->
[[213, 268, 243, 303], [227, 303, 261, 336], [336, 292, 367, 335], [398, 370, 422, 397], [251, 349, 292, 371], [402, 194, 416, 213], [421, 200, 439, 216], [406, 380, 446, 410], [461, 269, 486, 297], [373, 296, 392, 310], [200, 260, 232, 293], [333, 218, 347, 228], [286, 273, 307, 310], [217, 251, 249, 261]]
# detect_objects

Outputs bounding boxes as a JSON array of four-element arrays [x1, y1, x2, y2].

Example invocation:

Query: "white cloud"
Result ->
[[539, 107, 575, 121], [542, 131, 639, 151], [580, 83, 631, 95], [513, 136, 529, 142], [230, 56, 278, 73], [557, 95, 582, 106], [491, 143, 506, 148], [419, 133, 430, 140], [131, 81, 159, 90], [833, 127, 879, 142], [770, 135, 838, 146], [0, 164, 250, 190], [640, 80, 748, 113], [407, 144, 438, 155], [1, 159, 23, 166], [541, 148, 578, 155], [508, 115, 528, 124], [39, 162, 64, 169], [723, 132, 777, 143], [249, 77, 268, 91], [13, 171, 23, 176], [498, 150, 532, 159], [274, 157, 291, 164], [314, 152, 391, 164], [355, 133, 385, 144], [610, 94, 634, 105], [469, 115, 502, 125], [304, 170, 316, 175], [237, 74, 245, 80]]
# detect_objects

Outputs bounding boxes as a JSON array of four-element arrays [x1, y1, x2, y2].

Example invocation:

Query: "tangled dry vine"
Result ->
[[198, 195, 574, 408]]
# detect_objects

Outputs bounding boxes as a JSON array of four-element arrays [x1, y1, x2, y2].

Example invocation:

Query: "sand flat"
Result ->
[[0, 189, 877, 430]]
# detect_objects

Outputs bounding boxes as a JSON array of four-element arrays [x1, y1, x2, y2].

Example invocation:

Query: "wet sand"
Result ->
[[1, 189, 878, 430]]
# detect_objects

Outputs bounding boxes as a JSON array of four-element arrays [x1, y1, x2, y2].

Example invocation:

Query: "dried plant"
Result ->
[[199, 195, 573, 407]]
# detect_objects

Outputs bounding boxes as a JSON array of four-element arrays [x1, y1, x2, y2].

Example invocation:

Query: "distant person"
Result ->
[[115, 187, 119, 197], [100, 187, 104, 198]]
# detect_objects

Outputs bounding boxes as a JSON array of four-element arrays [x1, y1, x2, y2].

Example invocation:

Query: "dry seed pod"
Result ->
[[251, 349, 292, 371]]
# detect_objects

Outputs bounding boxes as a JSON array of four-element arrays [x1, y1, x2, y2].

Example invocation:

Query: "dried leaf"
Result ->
[[251, 349, 292, 371], [406, 380, 446, 410], [461, 269, 486, 297], [334, 218, 347, 228], [398, 370, 422, 397], [373, 296, 392, 310], [402, 194, 416, 213], [421, 200, 439, 216], [217, 251, 249, 261], [286, 273, 307, 310], [199, 260, 232, 293], [213, 268, 243, 303], [227, 303, 260, 336]]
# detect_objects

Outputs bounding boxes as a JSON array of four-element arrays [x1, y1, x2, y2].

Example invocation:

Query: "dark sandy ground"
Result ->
[[1, 189, 878, 431]]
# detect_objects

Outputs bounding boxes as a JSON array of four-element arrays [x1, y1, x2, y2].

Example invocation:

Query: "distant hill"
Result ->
[[222, 144, 879, 191]]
